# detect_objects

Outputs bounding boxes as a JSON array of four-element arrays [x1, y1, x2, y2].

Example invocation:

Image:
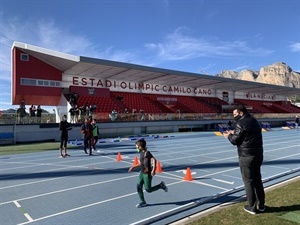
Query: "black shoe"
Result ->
[[160, 181, 168, 192], [257, 206, 266, 212], [243, 205, 256, 215], [84, 150, 88, 154]]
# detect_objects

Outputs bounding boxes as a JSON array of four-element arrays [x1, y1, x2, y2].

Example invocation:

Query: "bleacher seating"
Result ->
[[66, 90, 300, 115]]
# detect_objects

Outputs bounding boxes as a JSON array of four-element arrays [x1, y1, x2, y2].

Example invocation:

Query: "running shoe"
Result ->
[[136, 202, 147, 208]]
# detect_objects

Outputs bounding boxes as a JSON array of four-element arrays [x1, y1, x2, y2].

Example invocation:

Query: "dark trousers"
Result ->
[[239, 155, 265, 210], [83, 135, 92, 154], [137, 172, 161, 202], [60, 134, 68, 148], [92, 136, 98, 150]]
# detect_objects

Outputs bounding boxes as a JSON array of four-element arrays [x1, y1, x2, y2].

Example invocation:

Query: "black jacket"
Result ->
[[228, 113, 263, 157]]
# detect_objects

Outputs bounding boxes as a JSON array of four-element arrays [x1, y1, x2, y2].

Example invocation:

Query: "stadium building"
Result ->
[[11, 42, 300, 116], [5, 41, 300, 142]]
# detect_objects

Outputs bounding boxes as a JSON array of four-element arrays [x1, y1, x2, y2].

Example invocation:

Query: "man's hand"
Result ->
[[223, 131, 229, 138]]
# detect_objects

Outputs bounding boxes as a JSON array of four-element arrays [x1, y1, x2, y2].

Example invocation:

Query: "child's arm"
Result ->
[[128, 163, 141, 172], [151, 157, 157, 176]]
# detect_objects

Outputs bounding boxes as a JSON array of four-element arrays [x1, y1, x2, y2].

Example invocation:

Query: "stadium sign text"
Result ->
[[72, 76, 213, 96]]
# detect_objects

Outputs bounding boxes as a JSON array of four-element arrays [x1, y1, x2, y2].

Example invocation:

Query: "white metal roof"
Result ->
[[13, 41, 300, 97]]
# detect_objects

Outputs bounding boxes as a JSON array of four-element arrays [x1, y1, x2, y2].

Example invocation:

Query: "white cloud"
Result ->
[[145, 27, 274, 61], [289, 43, 300, 52]]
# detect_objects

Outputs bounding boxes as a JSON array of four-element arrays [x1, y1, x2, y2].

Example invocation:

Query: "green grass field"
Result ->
[[1, 143, 299, 225], [187, 178, 300, 225], [0, 142, 80, 155]]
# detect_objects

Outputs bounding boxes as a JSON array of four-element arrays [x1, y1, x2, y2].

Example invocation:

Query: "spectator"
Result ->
[[109, 109, 118, 121], [36, 105, 42, 123], [139, 109, 145, 121], [59, 115, 72, 158], [69, 105, 75, 124], [74, 105, 80, 123], [16, 105, 26, 124], [223, 105, 265, 214], [29, 104, 36, 122]]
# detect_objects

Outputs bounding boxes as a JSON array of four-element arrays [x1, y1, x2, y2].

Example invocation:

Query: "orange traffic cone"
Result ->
[[183, 167, 193, 181], [132, 156, 139, 166], [116, 152, 122, 161], [156, 161, 163, 173]]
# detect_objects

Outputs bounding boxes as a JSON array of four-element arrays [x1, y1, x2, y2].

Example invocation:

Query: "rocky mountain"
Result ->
[[216, 62, 300, 88]]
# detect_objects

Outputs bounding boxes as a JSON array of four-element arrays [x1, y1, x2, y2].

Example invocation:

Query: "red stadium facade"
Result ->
[[11, 42, 300, 122]]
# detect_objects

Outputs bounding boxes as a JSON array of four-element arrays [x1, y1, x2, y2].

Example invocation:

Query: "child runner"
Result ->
[[128, 139, 168, 208]]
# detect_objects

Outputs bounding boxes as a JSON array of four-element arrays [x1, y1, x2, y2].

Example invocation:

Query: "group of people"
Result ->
[[16, 102, 43, 123], [69, 103, 97, 124], [67, 91, 97, 124], [29, 104, 43, 122], [109, 108, 146, 121], [59, 104, 266, 214], [58, 115, 100, 158]]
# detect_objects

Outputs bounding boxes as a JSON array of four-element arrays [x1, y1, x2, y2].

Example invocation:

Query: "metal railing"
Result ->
[[0, 112, 297, 124]]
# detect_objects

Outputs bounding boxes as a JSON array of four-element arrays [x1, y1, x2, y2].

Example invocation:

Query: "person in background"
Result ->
[[29, 104, 36, 123], [69, 105, 75, 124], [59, 115, 72, 158], [223, 105, 265, 215], [81, 118, 93, 155], [36, 105, 42, 123], [91, 119, 100, 152], [74, 105, 80, 123]]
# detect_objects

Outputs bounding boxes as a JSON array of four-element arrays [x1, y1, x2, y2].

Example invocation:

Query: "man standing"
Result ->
[[59, 115, 72, 158], [223, 105, 265, 215]]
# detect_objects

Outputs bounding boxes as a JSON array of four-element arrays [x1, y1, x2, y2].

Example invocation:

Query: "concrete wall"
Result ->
[[0, 119, 287, 144]]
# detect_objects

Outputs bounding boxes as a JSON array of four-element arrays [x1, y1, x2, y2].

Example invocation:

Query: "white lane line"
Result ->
[[222, 174, 242, 180], [0, 163, 130, 190], [13, 201, 33, 222], [0, 173, 138, 206], [16, 180, 182, 225], [212, 178, 234, 185], [13, 200, 21, 208], [24, 214, 33, 222], [266, 165, 290, 170], [192, 180, 229, 191]]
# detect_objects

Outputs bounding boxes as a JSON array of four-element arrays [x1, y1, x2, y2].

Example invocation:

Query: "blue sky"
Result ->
[[0, 0, 299, 110]]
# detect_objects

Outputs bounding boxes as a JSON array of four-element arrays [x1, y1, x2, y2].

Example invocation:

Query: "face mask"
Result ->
[[136, 147, 141, 153], [63, 117, 67, 121], [234, 115, 241, 121]]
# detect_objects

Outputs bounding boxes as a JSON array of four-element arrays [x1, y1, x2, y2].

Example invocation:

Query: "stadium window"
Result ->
[[21, 78, 36, 86], [43, 81, 49, 86], [55, 82, 61, 87], [50, 81, 56, 86], [20, 53, 29, 61], [38, 80, 43, 86]]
